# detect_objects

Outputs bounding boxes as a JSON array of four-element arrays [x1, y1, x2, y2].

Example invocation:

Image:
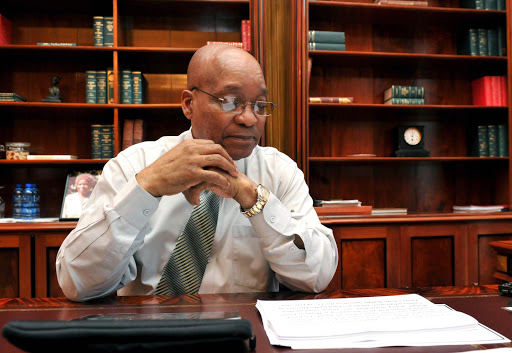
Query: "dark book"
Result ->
[[309, 97, 354, 103], [107, 68, 115, 104], [122, 119, 134, 150], [308, 43, 345, 51], [100, 124, 114, 159], [384, 85, 425, 100], [0, 13, 12, 45], [85, 70, 97, 104], [96, 70, 107, 104], [460, 0, 484, 8], [488, 125, 498, 157], [308, 30, 345, 44], [133, 119, 146, 145], [487, 27, 498, 56], [497, 0, 505, 9], [0, 93, 27, 101], [471, 76, 493, 105], [498, 124, 508, 157], [499, 76, 508, 106], [93, 16, 104, 47], [484, 0, 497, 9], [457, 28, 479, 56], [383, 98, 425, 105], [477, 28, 488, 56], [37, 42, 77, 46], [498, 26, 507, 56], [103, 16, 114, 47], [132, 71, 144, 104], [121, 70, 133, 104], [478, 125, 489, 157], [91, 124, 102, 159]]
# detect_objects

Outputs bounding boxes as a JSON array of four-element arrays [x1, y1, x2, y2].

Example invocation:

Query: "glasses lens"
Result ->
[[254, 101, 273, 116], [221, 97, 242, 112]]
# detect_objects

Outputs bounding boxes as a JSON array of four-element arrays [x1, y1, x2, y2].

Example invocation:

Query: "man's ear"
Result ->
[[181, 90, 193, 120]]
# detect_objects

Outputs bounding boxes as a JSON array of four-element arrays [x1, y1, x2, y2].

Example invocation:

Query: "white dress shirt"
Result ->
[[56, 129, 338, 301]]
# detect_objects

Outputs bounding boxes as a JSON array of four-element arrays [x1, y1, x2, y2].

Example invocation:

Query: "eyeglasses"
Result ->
[[190, 87, 276, 117]]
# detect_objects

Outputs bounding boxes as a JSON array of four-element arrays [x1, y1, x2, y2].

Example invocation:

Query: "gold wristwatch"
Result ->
[[241, 184, 270, 218]]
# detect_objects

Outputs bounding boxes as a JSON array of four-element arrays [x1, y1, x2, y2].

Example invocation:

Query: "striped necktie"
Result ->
[[154, 190, 220, 295]]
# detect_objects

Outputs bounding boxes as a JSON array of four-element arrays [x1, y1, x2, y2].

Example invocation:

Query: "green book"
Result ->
[[103, 16, 114, 47], [383, 98, 425, 105], [498, 124, 508, 157], [384, 85, 425, 100], [457, 28, 479, 56], [121, 70, 133, 104], [93, 16, 104, 47], [100, 124, 114, 159], [478, 28, 488, 56], [96, 70, 107, 104], [497, 0, 505, 10], [85, 71, 97, 104], [460, 0, 484, 8], [484, 0, 497, 9], [90, 124, 102, 159], [478, 125, 489, 157], [488, 125, 498, 157], [487, 27, 498, 56], [308, 30, 345, 44], [308, 43, 345, 51]]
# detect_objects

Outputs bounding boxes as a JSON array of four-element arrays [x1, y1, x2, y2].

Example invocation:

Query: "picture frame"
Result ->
[[59, 170, 102, 221]]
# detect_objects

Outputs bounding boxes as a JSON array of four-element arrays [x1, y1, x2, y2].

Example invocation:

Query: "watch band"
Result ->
[[241, 184, 269, 218]]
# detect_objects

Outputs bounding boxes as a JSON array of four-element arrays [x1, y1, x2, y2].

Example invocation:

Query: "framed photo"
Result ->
[[60, 170, 102, 221]]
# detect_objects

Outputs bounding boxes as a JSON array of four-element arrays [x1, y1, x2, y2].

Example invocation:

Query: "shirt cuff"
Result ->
[[113, 177, 159, 229]]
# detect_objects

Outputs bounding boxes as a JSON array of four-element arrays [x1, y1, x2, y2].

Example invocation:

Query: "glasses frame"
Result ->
[[190, 87, 276, 117]]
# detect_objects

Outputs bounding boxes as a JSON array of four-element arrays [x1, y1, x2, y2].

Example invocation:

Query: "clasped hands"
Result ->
[[136, 139, 258, 209]]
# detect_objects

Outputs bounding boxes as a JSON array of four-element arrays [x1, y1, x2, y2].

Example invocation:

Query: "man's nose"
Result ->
[[235, 103, 258, 126]]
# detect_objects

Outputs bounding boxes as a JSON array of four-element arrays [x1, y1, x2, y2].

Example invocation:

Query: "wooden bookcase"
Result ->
[[0, 0, 253, 297]]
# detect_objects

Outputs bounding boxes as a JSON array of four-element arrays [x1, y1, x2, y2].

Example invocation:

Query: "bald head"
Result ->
[[187, 44, 264, 91]]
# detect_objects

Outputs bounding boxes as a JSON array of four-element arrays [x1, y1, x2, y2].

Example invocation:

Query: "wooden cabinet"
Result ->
[[297, 1, 511, 213]]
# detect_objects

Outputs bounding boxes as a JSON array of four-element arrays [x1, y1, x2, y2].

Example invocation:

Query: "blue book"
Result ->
[[308, 43, 345, 51], [460, 0, 484, 8], [478, 125, 489, 157], [132, 71, 144, 104], [121, 70, 133, 104], [85, 70, 97, 104], [487, 27, 498, 56], [91, 124, 102, 159], [488, 125, 498, 157], [96, 70, 107, 104], [308, 30, 345, 44], [477, 28, 488, 56], [497, 0, 505, 10], [484, 0, 497, 9], [103, 16, 114, 47], [383, 98, 425, 105], [100, 124, 114, 159], [93, 16, 104, 47]]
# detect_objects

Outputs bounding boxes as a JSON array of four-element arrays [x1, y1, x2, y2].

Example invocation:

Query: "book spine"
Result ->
[[457, 28, 479, 56], [0, 14, 12, 45], [309, 97, 354, 103], [384, 85, 424, 100], [478, 125, 489, 157], [485, 0, 497, 9], [133, 119, 145, 144], [121, 70, 133, 104], [498, 26, 507, 56], [384, 98, 425, 105], [103, 16, 114, 47], [132, 71, 143, 104], [100, 124, 114, 159], [93, 16, 104, 47], [491, 76, 501, 106], [497, 0, 506, 10], [85, 71, 97, 104], [0, 93, 26, 100], [91, 124, 102, 159], [308, 30, 345, 44], [477, 28, 488, 56], [107, 68, 115, 104], [498, 124, 508, 157], [36, 42, 77, 46], [308, 43, 346, 51], [242, 20, 249, 50], [206, 41, 243, 48], [96, 70, 107, 104], [488, 125, 498, 157], [500, 75, 508, 106], [122, 119, 134, 150], [471, 76, 493, 105], [487, 27, 498, 56]]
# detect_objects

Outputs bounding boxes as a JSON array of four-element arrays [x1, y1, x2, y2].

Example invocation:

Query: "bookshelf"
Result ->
[[0, 0, 253, 297], [297, 0, 512, 290]]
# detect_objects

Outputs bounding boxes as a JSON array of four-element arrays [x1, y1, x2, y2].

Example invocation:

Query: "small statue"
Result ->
[[42, 76, 62, 102]]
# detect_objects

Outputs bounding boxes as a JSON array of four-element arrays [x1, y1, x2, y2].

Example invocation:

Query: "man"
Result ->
[[56, 44, 337, 302]]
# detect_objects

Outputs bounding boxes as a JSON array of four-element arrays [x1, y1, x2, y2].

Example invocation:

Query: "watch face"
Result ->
[[403, 127, 422, 146]]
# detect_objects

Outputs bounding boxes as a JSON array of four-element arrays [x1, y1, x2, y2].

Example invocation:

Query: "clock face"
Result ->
[[403, 127, 422, 146]]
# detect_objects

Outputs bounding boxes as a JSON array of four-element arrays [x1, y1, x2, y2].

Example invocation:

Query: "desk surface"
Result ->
[[0, 286, 511, 353]]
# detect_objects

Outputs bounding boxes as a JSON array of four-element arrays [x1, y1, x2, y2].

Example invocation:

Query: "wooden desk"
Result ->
[[0, 286, 511, 353], [490, 240, 512, 282]]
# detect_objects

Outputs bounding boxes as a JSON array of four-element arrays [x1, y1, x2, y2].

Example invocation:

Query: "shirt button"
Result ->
[[143, 209, 150, 216], [207, 257, 211, 263], [289, 246, 296, 252], [270, 216, 276, 223]]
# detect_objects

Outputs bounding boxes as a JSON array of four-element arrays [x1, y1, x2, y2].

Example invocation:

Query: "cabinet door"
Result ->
[[401, 224, 466, 288], [467, 222, 512, 285], [0, 234, 31, 298], [34, 233, 67, 297], [329, 225, 400, 290]]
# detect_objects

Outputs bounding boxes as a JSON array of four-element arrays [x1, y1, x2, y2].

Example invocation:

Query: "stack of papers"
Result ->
[[453, 205, 507, 213], [321, 199, 362, 207], [256, 294, 509, 349]]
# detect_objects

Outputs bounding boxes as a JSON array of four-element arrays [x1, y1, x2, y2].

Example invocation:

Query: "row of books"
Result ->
[[86, 70, 110, 104], [476, 124, 508, 157], [206, 19, 251, 51], [308, 30, 346, 51], [383, 85, 425, 105], [374, 0, 428, 6], [121, 70, 145, 104], [91, 124, 114, 159], [0, 92, 26, 102], [122, 119, 147, 150], [457, 26, 507, 57], [460, 0, 506, 10], [93, 16, 114, 47], [471, 76, 508, 106]]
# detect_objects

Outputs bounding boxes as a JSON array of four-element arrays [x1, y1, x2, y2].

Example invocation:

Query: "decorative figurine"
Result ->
[[42, 76, 62, 102]]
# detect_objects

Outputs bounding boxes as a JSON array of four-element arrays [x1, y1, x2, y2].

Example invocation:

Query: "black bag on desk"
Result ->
[[2, 318, 256, 353]]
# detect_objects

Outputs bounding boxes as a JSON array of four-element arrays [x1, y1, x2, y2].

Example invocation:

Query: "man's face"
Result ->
[[188, 54, 268, 160]]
